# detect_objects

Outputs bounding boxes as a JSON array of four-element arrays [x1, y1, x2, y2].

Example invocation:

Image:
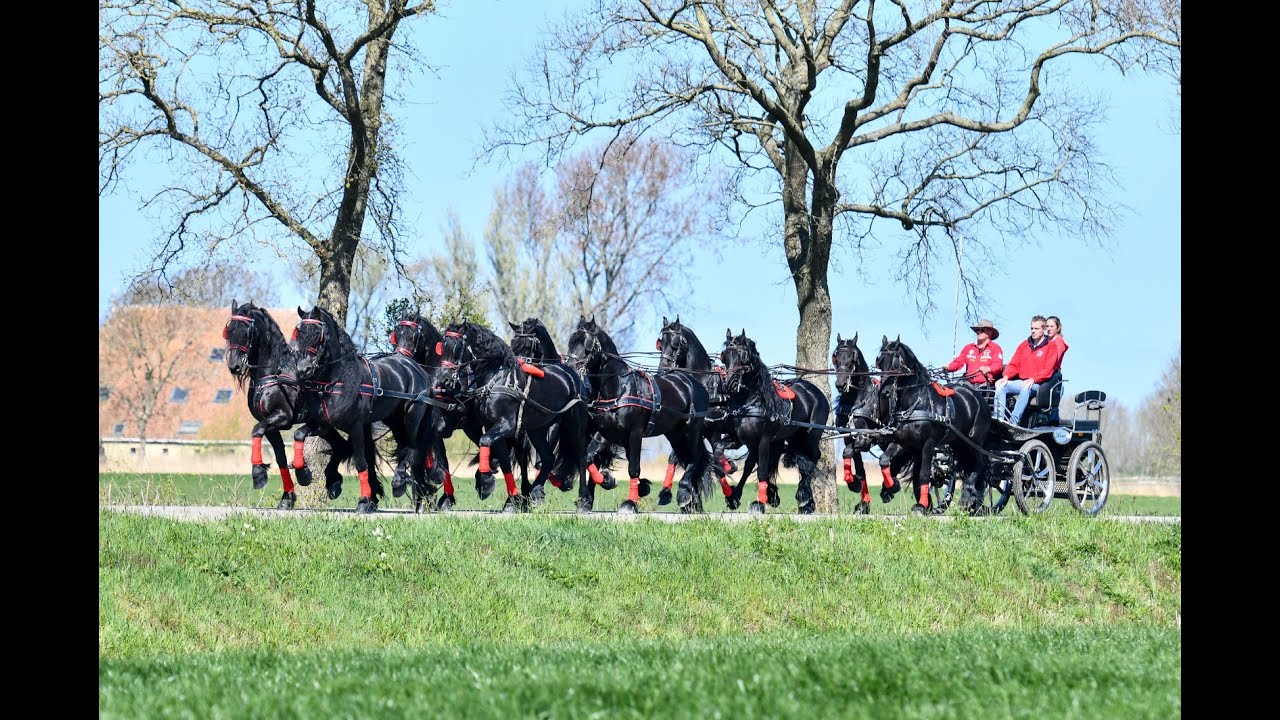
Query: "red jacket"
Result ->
[[944, 341, 1003, 384], [1050, 335, 1069, 373], [1004, 336, 1064, 384]]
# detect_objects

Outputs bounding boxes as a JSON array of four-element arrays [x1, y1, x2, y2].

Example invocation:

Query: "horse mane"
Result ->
[[449, 321, 515, 368], [730, 334, 786, 418], [247, 304, 290, 367], [886, 339, 931, 383], [514, 318, 558, 359], [592, 325, 620, 356], [409, 310, 443, 348], [311, 306, 359, 362], [680, 325, 712, 370]]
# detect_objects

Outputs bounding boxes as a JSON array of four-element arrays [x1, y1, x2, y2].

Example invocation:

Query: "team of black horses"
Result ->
[[224, 303, 996, 516]]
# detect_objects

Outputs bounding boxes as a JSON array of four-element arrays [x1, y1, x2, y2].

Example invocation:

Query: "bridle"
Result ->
[[435, 330, 478, 390], [292, 318, 327, 356], [390, 319, 423, 358], [223, 313, 256, 355], [833, 344, 865, 393], [720, 341, 755, 392], [657, 328, 687, 368]]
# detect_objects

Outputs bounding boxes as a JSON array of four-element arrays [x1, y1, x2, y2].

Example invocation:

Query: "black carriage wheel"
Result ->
[[1011, 439, 1056, 515], [1066, 441, 1110, 516], [983, 472, 1014, 514]]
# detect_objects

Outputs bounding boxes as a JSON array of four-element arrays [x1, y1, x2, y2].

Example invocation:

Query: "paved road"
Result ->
[[100, 504, 1181, 524]]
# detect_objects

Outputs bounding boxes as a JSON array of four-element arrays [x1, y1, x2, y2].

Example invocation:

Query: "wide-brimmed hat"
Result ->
[[970, 319, 1000, 340]]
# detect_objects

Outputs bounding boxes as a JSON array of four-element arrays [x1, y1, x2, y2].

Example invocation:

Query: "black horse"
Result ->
[[566, 316, 714, 513], [223, 301, 353, 509], [874, 336, 992, 515], [719, 330, 831, 514], [655, 316, 740, 505], [436, 321, 589, 512], [508, 317, 585, 504], [293, 306, 433, 513], [831, 333, 893, 515]]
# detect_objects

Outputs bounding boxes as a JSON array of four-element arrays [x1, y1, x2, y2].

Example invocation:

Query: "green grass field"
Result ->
[[99, 507, 1180, 717], [99, 471, 1181, 516]]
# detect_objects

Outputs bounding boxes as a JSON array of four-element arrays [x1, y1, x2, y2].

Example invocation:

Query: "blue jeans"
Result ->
[[995, 379, 1040, 425]]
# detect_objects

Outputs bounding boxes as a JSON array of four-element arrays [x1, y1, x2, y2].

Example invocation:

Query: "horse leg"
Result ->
[[765, 441, 784, 509], [848, 437, 872, 515], [250, 423, 272, 490], [728, 452, 756, 511], [434, 437, 457, 512], [911, 437, 937, 516], [658, 450, 678, 506], [878, 441, 903, 504], [584, 433, 618, 491], [617, 429, 645, 514], [264, 430, 297, 509], [793, 439, 818, 515], [749, 437, 772, 515], [491, 439, 525, 514], [350, 424, 378, 514], [526, 429, 558, 509]]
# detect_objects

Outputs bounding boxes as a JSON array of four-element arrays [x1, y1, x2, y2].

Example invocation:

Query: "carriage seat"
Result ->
[[1006, 371, 1066, 424]]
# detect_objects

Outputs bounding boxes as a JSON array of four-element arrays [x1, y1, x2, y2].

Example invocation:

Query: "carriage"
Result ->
[[925, 378, 1111, 516]]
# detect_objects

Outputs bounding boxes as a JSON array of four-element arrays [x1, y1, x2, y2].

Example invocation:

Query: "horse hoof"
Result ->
[[910, 503, 928, 516], [435, 493, 455, 512], [618, 500, 639, 514], [969, 504, 990, 517], [276, 492, 296, 510], [725, 495, 741, 511], [576, 498, 594, 513], [355, 497, 378, 514], [413, 499, 425, 514], [657, 488, 673, 506], [637, 478, 651, 498], [748, 501, 766, 515], [677, 488, 693, 508], [528, 485, 546, 506], [598, 472, 617, 491], [501, 496, 521, 514], [880, 486, 898, 504], [475, 472, 496, 500], [252, 464, 269, 490], [557, 477, 575, 492], [326, 481, 343, 500], [798, 501, 815, 515], [392, 481, 408, 498], [295, 466, 313, 486], [853, 501, 871, 515], [766, 485, 781, 508]]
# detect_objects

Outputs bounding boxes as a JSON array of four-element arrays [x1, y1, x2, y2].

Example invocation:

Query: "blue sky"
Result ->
[[99, 0, 1180, 408]]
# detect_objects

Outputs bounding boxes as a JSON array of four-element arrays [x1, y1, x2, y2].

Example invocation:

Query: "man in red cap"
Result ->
[[944, 318, 1004, 386]]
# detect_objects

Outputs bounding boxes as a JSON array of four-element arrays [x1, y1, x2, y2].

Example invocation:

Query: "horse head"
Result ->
[[292, 306, 351, 380], [721, 328, 761, 393], [657, 315, 690, 369], [832, 332, 868, 393], [566, 315, 616, 376], [390, 308, 440, 364]]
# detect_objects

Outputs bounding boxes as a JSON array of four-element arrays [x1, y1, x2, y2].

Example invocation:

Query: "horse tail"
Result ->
[[668, 424, 715, 501], [552, 401, 589, 485], [782, 447, 818, 486]]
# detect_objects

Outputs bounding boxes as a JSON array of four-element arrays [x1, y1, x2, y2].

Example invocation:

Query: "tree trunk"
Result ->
[[782, 152, 838, 512], [317, 233, 358, 327]]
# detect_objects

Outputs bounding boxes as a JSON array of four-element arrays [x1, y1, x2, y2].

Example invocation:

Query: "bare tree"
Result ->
[[558, 136, 713, 350], [1142, 343, 1180, 475], [483, 164, 578, 343], [486, 0, 1180, 511], [99, 303, 199, 459], [99, 0, 438, 325], [120, 259, 280, 308]]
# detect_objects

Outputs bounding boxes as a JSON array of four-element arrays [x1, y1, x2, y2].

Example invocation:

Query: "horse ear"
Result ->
[[882, 335, 889, 347], [509, 321, 520, 332], [853, 332, 858, 345], [740, 328, 746, 340], [231, 299, 238, 313], [836, 332, 842, 343], [675, 314, 680, 323], [895, 334, 901, 343], [726, 328, 733, 340], [298, 306, 307, 318], [662, 315, 668, 326]]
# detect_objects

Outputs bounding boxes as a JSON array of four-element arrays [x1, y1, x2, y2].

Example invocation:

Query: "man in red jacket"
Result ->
[[944, 318, 1004, 385], [994, 315, 1066, 426]]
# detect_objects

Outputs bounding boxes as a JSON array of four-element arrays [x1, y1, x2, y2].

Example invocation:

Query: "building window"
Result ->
[[171, 387, 189, 403], [112, 422, 126, 436], [178, 420, 202, 436], [209, 347, 226, 362], [213, 389, 234, 404], [100, 386, 111, 401]]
